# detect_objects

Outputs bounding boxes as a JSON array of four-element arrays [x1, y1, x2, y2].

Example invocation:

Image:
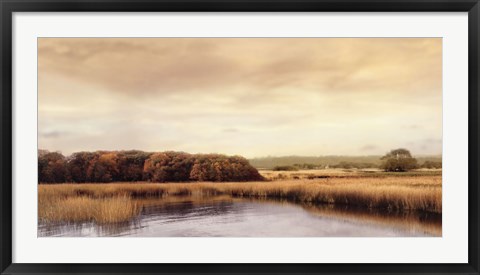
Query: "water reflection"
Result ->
[[38, 196, 441, 237], [300, 203, 441, 236]]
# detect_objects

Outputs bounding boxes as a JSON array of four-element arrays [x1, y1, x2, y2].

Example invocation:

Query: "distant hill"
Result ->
[[248, 155, 442, 169]]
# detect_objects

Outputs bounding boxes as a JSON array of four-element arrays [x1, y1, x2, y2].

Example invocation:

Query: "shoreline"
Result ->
[[39, 173, 442, 224]]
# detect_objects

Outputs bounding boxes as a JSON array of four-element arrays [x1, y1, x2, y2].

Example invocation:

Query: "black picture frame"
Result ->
[[1, 0, 479, 274]]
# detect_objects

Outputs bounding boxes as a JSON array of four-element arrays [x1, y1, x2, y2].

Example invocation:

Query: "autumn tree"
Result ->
[[189, 155, 218, 181], [143, 152, 194, 182], [39, 150, 264, 183], [189, 154, 263, 182], [86, 152, 121, 183], [38, 150, 68, 183], [117, 150, 152, 181], [67, 152, 96, 183], [380, 148, 418, 172]]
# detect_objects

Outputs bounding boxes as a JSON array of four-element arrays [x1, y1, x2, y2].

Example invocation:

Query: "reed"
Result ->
[[39, 174, 442, 223], [38, 195, 139, 224]]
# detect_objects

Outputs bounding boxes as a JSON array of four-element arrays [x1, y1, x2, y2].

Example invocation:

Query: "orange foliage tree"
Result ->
[[38, 150, 263, 183], [38, 150, 69, 183]]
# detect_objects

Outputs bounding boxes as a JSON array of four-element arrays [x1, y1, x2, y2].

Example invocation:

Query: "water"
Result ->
[[38, 196, 442, 237]]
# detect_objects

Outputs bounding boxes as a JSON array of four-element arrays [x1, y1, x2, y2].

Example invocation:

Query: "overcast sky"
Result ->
[[38, 38, 442, 157]]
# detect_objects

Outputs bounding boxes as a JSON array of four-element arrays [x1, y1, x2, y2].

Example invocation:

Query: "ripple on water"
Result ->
[[38, 197, 441, 237]]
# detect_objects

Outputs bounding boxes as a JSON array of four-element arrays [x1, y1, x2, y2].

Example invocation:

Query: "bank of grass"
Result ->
[[259, 169, 442, 181], [39, 174, 442, 224]]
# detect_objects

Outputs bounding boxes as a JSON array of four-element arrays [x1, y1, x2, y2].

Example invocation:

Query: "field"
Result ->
[[258, 168, 442, 180], [39, 169, 442, 224]]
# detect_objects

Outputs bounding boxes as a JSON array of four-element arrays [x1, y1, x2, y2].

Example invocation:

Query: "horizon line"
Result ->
[[38, 148, 443, 159]]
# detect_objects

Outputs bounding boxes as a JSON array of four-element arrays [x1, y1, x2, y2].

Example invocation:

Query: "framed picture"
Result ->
[[1, 0, 479, 274]]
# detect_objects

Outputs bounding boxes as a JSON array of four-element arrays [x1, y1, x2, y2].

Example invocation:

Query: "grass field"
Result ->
[[38, 169, 442, 224], [258, 168, 442, 180]]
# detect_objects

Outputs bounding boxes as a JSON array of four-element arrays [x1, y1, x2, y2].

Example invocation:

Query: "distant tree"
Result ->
[[273, 165, 299, 171], [331, 161, 378, 169], [293, 163, 317, 170], [380, 148, 418, 172], [421, 160, 442, 169], [332, 161, 354, 169]]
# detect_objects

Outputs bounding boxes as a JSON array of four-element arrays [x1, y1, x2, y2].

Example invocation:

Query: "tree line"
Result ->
[[271, 149, 441, 172], [249, 154, 442, 169], [38, 150, 264, 184]]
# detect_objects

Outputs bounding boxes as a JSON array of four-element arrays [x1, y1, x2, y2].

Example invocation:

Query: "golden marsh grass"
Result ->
[[38, 195, 139, 224], [39, 172, 442, 224]]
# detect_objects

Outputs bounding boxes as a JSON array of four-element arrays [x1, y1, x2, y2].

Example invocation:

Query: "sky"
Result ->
[[38, 38, 442, 158]]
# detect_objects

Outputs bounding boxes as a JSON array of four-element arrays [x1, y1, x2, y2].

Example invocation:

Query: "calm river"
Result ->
[[38, 196, 441, 237]]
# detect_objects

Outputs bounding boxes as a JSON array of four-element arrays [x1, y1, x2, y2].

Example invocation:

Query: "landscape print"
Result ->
[[38, 38, 442, 237]]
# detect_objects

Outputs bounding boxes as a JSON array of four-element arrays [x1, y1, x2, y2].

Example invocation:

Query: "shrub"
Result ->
[[421, 161, 442, 169], [273, 165, 299, 171]]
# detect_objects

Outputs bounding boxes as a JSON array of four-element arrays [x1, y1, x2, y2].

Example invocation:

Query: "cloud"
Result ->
[[40, 131, 65, 138], [38, 38, 443, 157], [39, 38, 240, 96], [38, 38, 441, 98]]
